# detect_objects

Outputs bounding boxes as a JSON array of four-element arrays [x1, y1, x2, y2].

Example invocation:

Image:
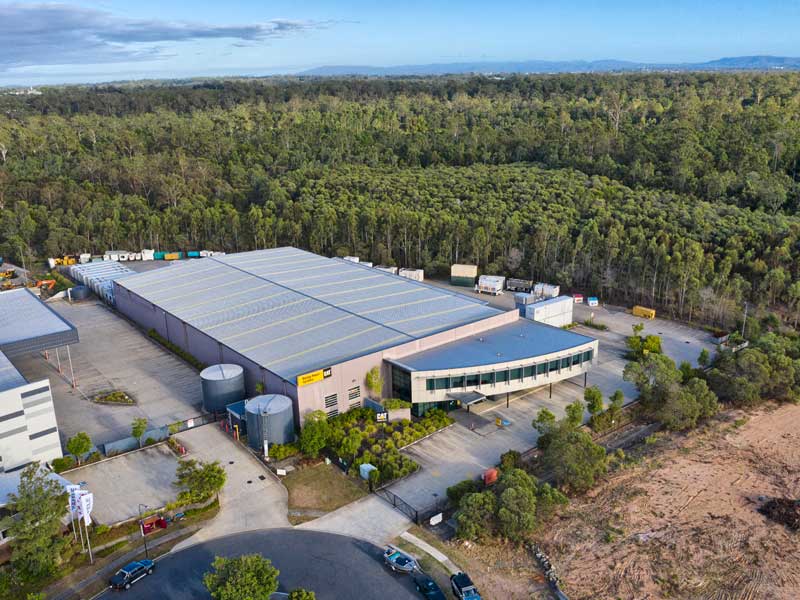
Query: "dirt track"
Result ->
[[540, 403, 800, 600]]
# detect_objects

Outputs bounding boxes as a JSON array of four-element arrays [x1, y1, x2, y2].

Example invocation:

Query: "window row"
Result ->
[[425, 349, 593, 392]]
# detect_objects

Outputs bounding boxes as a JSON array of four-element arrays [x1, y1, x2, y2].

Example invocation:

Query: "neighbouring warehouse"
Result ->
[[113, 247, 597, 424]]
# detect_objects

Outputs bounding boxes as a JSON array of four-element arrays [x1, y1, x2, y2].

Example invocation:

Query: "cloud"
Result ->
[[0, 3, 331, 72]]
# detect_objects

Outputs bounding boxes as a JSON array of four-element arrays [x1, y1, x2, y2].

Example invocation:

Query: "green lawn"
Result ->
[[283, 463, 367, 515]]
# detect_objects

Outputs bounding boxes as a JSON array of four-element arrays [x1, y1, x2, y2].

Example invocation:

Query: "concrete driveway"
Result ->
[[298, 494, 412, 545], [171, 424, 289, 551]]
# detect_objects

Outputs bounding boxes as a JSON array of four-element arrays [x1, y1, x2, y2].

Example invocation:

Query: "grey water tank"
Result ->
[[244, 394, 295, 450], [200, 364, 245, 412]]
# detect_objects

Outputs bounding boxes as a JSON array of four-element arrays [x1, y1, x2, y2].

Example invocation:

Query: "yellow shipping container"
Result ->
[[632, 305, 656, 319], [164, 252, 180, 261]]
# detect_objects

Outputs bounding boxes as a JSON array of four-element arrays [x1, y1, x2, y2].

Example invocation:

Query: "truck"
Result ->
[[506, 278, 533, 292], [450, 572, 482, 599]]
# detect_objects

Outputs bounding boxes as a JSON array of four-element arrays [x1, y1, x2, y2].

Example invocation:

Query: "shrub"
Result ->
[[144, 437, 157, 446], [447, 479, 480, 505], [52, 456, 76, 473], [500, 450, 521, 471], [456, 491, 496, 541], [147, 329, 207, 371], [383, 398, 411, 409], [269, 442, 299, 461], [93, 524, 110, 536]]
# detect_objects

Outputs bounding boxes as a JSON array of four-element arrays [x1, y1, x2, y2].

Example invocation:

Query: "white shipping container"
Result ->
[[534, 283, 560, 298], [343, 256, 360, 263], [47, 258, 57, 269], [375, 265, 398, 274], [79, 253, 91, 264], [361, 262, 373, 268], [141, 249, 155, 261], [477, 275, 505, 295], [399, 268, 424, 282], [527, 296, 574, 327]]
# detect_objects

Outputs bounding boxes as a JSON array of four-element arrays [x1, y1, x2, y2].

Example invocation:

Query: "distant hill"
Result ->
[[299, 56, 800, 76]]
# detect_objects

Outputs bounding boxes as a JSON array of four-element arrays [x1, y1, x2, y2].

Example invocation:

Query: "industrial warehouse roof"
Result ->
[[0, 288, 79, 357], [115, 247, 502, 381], [386, 319, 596, 372], [0, 351, 27, 393]]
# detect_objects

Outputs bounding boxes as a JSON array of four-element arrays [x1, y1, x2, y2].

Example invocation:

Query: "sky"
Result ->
[[1, 0, 799, 86]]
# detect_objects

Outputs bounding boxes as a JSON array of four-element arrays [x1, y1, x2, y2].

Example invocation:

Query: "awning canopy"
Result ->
[[447, 391, 486, 406]]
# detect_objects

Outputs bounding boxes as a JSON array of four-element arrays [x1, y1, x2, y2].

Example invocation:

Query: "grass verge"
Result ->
[[283, 463, 367, 516]]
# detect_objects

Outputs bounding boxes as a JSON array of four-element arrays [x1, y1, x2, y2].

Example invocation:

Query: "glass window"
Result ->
[[426, 379, 435, 391], [572, 354, 582, 366], [561, 357, 571, 369], [451, 376, 465, 388], [480, 372, 493, 385], [549, 359, 560, 372], [466, 374, 479, 386], [537, 363, 548, 375], [495, 370, 508, 383], [523, 366, 534, 377], [583, 349, 593, 362], [391, 367, 412, 401], [435, 377, 449, 390], [511, 368, 523, 380]]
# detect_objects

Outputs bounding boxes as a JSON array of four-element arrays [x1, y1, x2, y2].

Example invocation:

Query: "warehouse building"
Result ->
[[113, 248, 597, 422], [0, 289, 79, 470]]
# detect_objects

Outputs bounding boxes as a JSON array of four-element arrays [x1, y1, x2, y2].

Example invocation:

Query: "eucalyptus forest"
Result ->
[[2, 73, 800, 330]]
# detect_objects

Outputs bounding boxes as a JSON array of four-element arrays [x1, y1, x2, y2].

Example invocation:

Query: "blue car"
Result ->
[[109, 559, 155, 590], [413, 573, 446, 599]]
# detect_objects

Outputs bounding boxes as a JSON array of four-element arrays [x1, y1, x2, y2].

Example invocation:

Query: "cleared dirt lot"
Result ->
[[540, 403, 800, 600], [13, 299, 202, 446]]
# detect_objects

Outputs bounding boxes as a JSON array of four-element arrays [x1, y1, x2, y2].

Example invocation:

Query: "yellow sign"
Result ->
[[296, 367, 332, 387]]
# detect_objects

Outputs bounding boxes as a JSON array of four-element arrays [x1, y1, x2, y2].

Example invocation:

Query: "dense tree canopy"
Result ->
[[3, 73, 800, 327]]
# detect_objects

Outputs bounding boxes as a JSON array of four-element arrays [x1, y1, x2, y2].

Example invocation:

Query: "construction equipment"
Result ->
[[53, 255, 78, 266], [34, 279, 56, 291], [0, 269, 16, 280]]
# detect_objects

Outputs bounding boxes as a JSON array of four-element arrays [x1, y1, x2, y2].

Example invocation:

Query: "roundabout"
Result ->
[[99, 528, 420, 599]]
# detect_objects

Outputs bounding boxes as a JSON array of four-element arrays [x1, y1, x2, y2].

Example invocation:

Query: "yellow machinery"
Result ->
[[0, 269, 16, 279], [54, 255, 78, 266], [632, 305, 656, 319]]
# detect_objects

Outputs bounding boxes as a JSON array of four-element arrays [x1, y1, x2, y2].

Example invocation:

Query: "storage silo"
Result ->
[[244, 394, 295, 451], [200, 364, 245, 412]]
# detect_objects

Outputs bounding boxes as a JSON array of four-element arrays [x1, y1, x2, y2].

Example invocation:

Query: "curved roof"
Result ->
[[387, 319, 596, 372]]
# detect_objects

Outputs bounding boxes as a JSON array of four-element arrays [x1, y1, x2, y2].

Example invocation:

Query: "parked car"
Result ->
[[109, 559, 155, 590], [450, 572, 482, 599], [413, 573, 446, 599], [383, 545, 418, 573]]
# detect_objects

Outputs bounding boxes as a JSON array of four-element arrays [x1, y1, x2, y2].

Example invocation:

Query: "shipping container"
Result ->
[[506, 278, 534, 292], [451, 264, 478, 278], [533, 282, 560, 299], [375, 265, 398, 274], [573, 294, 584, 303], [361, 261, 373, 268], [343, 256, 360, 263], [477, 275, 505, 295], [525, 295, 574, 327], [154, 251, 166, 260], [632, 305, 656, 319], [187, 251, 201, 258], [451, 275, 476, 287], [141, 249, 155, 261], [79, 253, 92, 264], [199, 250, 211, 258], [587, 297, 599, 307], [164, 252, 180, 261], [398, 268, 424, 282]]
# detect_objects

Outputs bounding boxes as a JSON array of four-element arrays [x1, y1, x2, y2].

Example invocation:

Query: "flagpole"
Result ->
[[84, 517, 93, 564]]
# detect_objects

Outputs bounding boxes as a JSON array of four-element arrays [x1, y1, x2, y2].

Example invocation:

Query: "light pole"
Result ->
[[138, 504, 150, 559]]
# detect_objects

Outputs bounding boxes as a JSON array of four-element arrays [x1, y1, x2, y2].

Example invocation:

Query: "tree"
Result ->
[[496, 482, 537, 541], [456, 491, 496, 541], [288, 590, 316, 600], [337, 430, 362, 463], [65, 432, 92, 465], [174, 459, 227, 504], [543, 423, 608, 493], [3, 463, 68, 581], [203, 554, 279, 600], [698, 348, 710, 368], [131, 417, 148, 448], [532, 407, 557, 450], [365, 366, 383, 397], [298, 410, 330, 457], [564, 399, 585, 428], [500, 449, 521, 471], [584, 386, 604, 417]]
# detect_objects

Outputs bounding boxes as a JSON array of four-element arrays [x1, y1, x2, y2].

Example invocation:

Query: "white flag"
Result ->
[[78, 492, 94, 525], [66, 485, 81, 513]]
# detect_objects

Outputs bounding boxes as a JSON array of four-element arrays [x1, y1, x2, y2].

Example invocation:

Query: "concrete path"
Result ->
[[171, 424, 289, 551], [400, 530, 459, 574], [298, 494, 411, 544]]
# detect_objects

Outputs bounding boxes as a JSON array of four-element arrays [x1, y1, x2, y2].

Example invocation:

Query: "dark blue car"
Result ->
[[109, 559, 155, 590], [413, 573, 446, 599]]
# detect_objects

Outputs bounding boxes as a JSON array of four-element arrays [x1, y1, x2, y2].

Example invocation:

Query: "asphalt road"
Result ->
[[99, 529, 420, 600]]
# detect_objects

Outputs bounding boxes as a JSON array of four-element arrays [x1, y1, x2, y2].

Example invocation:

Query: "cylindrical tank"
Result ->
[[200, 364, 245, 412], [244, 394, 295, 450]]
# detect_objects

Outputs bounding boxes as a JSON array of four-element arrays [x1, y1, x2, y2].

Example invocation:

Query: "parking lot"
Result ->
[[12, 299, 202, 446], [67, 443, 179, 525]]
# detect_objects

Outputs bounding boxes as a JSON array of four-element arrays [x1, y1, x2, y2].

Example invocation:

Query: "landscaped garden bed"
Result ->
[[322, 407, 453, 485], [93, 390, 134, 405]]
